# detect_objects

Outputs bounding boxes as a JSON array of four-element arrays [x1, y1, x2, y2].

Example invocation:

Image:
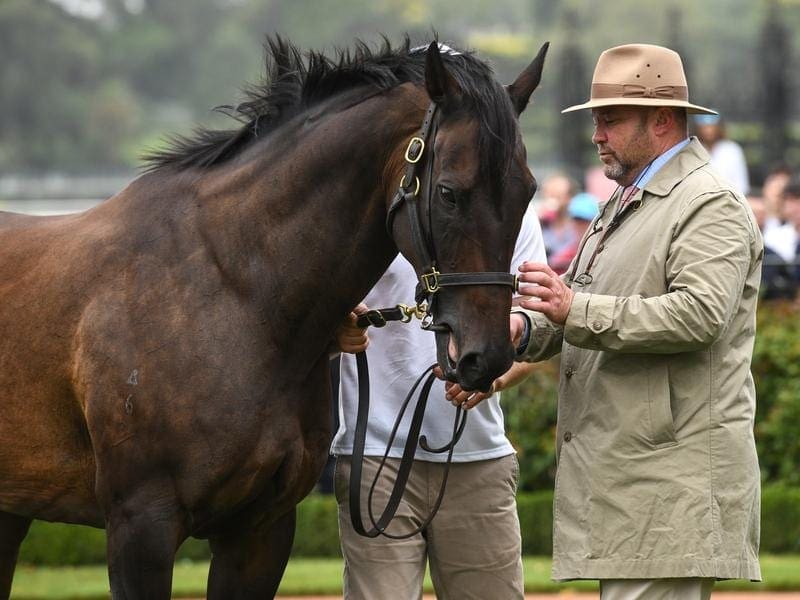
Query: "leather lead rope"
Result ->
[[349, 350, 466, 539]]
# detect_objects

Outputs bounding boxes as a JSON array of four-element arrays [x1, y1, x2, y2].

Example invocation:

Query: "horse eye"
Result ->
[[438, 185, 456, 205]]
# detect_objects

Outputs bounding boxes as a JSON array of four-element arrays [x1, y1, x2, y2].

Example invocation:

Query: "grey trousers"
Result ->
[[600, 578, 715, 600], [334, 454, 523, 600]]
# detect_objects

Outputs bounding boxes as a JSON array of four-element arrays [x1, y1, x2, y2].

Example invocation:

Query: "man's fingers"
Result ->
[[464, 391, 492, 409], [518, 270, 558, 290], [518, 297, 557, 320], [519, 261, 558, 278], [445, 383, 464, 400], [519, 283, 553, 299]]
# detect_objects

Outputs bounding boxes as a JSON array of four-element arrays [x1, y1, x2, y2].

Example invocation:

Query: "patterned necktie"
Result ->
[[617, 185, 640, 213]]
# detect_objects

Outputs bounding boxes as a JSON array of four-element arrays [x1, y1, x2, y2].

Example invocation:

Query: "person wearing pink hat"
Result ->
[[507, 44, 762, 600]]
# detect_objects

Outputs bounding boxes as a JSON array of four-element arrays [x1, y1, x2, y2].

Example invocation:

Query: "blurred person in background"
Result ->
[[750, 194, 796, 299], [746, 194, 766, 232], [761, 164, 792, 234], [694, 113, 750, 195], [550, 192, 600, 275], [762, 176, 800, 299], [537, 173, 579, 259]]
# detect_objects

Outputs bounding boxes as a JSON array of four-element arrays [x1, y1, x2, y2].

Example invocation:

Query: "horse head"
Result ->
[[389, 41, 549, 391]]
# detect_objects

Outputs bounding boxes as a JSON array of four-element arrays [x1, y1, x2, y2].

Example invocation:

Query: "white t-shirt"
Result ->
[[709, 139, 750, 196], [331, 207, 546, 462], [764, 222, 799, 263]]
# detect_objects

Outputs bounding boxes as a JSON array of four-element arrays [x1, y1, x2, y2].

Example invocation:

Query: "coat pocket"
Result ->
[[646, 363, 678, 448]]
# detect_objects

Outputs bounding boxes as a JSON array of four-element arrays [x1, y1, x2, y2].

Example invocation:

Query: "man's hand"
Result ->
[[442, 361, 538, 409], [517, 261, 574, 325], [510, 312, 527, 348], [332, 303, 369, 354]]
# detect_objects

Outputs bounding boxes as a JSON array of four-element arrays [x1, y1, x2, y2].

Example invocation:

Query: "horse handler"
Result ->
[[508, 44, 763, 600], [331, 206, 545, 600]]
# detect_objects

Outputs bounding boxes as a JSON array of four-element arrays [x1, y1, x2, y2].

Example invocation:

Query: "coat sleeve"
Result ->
[[562, 191, 758, 354], [513, 309, 564, 362]]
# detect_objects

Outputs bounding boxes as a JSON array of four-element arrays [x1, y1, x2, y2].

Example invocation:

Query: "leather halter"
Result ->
[[348, 103, 518, 539], [386, 102, 519, 329]]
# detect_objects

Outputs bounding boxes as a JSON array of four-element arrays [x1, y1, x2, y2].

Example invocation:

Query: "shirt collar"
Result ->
[[631, 137, 691, 189]]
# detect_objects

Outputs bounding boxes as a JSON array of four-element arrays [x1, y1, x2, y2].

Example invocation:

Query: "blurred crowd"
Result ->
[[534, 114, 800, 301]]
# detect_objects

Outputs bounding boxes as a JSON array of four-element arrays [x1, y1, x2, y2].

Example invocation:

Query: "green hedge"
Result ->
[[18, 486, 800, 565]]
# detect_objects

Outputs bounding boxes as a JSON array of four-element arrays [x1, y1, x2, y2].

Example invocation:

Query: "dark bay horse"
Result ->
[[0, 37, 547, 598]]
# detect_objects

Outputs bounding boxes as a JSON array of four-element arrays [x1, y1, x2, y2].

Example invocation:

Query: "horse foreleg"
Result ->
[[206, 507, 296, 600], [0, 511, 31, 600], [104, 488, 185, 600]]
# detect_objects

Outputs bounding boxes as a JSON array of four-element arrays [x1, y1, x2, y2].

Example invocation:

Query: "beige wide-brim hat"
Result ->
[[562, 44, 717, 115]]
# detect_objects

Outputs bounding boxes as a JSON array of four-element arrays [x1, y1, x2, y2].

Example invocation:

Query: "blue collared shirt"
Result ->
[[632, 137, 691, 188]]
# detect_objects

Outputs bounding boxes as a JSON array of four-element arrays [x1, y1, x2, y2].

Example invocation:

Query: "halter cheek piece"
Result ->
[[348, 103, 518, 540], [384, 103, 519, 328]]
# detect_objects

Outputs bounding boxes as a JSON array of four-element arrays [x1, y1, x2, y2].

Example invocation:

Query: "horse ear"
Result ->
[[424, 41, 460, 107], [506, 42, 550, 116]]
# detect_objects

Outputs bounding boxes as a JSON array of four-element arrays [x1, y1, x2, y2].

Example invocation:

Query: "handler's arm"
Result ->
[[532, 193, 757, 354]]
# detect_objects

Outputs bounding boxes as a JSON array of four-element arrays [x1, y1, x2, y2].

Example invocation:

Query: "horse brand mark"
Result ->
[[127, 369, 138, 386], [124, 395, 133, 415]]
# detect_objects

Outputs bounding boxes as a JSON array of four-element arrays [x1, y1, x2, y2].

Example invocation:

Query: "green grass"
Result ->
[[10, 555, 800, 598]]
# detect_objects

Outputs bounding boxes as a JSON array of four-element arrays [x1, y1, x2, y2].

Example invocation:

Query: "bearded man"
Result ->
[[506, 44, 763, 600]]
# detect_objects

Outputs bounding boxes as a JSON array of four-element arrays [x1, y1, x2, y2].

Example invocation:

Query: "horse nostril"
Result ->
[[456, 352, 491, 392]]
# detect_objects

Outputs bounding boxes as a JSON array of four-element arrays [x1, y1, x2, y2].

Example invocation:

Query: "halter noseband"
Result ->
[[385, 103, 519, 333]]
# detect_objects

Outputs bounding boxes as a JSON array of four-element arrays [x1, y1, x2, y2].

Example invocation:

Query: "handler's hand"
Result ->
[[441, 359, 537, 410], [517, 262, 574, 325], [332, 303, 369, 354], [443, 379, 496, 410]]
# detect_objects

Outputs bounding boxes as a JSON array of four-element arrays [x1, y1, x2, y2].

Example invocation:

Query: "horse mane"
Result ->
[[142, 35, 518, 180]]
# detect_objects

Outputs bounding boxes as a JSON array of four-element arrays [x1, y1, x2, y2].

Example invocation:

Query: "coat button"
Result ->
[[563, 431, 573, 442], [565, 368, 575, 378], [597, 243, 605, 252], [592, 320, 603, 331]]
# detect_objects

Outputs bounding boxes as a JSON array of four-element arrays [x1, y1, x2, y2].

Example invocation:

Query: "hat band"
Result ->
[[591, 83, 688, 101]]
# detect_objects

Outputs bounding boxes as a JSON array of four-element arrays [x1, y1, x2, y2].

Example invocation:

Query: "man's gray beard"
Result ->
[[603, 160, 627, 183]]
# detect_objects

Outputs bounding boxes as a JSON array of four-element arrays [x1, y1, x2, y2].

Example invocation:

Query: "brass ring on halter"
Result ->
[[404, 136, 425, 163], [400, 175, 421, 196]]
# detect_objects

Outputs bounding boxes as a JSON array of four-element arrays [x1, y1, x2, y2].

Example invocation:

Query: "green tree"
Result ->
[[758, 0, 792, 169], [0, 0, 103, 170], [554, 9, 588, 179]]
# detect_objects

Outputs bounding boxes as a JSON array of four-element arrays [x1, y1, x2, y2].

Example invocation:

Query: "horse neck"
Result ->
[[195, 86, 427, 367]]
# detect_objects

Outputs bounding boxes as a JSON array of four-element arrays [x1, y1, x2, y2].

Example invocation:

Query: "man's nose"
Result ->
[[592, 125, 606, 145]]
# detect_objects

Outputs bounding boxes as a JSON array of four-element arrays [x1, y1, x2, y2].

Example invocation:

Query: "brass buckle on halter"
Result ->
[[421, 268, 441, 294], [398, 302, 427, 323], [404, 136, 425, 163], [400, 175, 421, 196]]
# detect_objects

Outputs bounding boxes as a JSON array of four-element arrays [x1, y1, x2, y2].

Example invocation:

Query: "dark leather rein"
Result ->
[[348, 102, 517, 539]]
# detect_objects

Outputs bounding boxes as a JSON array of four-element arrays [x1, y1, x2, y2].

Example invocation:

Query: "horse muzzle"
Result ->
[[434, 326, 514, 392]]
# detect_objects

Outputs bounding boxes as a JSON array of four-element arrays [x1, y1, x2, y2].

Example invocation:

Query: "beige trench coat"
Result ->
[[521, 139, 762, 581]]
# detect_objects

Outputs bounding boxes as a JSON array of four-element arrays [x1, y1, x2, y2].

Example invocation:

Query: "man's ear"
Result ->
[[506, 42, 549, 116], [652, 107, 676, 135], [425, 42, 461, 108]]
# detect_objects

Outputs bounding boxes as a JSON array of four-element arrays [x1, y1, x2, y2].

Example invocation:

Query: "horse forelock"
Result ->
[[142, 35, 519, 182]]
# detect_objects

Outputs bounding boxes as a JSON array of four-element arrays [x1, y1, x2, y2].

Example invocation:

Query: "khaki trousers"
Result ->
[[334, 455, 523, 600], [600, 578, 715, 600]]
